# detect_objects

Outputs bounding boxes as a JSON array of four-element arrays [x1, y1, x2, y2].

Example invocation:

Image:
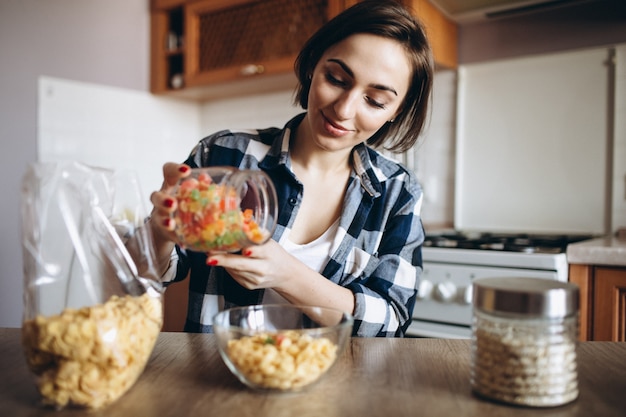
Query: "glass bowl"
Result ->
[[213, 304, 354, 392], [169, 167, 277, 252]]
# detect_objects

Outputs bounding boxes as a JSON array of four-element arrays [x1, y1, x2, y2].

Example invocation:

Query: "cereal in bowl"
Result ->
[[226, 330, 337, 390]]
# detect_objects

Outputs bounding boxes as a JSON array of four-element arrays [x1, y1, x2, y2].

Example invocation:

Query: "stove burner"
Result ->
[[423, 232, 592, 254]]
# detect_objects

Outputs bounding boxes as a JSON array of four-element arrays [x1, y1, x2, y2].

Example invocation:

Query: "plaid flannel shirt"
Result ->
[[165, 113, 424, 337]]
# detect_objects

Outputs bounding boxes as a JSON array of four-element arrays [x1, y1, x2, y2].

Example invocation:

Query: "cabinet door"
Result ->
[[335, 0, 458, 69], [404, 0, 457, 68], [569, 264, 593, 341], [151, 0, 188, 10], [593, 267, 626, 341], [150, 5, 185, 94], [185, 0, 329, 87], [162, 274, 190, 332]]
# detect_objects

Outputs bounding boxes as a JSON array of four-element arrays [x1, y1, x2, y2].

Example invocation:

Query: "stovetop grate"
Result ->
[[424, 232, 593, 254]]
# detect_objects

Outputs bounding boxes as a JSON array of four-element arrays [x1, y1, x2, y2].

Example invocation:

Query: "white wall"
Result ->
[[413, 70, 457, 228], [455, 47, 613, 235], [0, 0, 151, 328], [199, 89, 302, 134], [614, 46, 626, 231], [38, 77, 201, 207]]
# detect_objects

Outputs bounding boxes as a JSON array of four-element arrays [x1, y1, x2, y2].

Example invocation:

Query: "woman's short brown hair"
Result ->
[[294, 0, 434, 153]]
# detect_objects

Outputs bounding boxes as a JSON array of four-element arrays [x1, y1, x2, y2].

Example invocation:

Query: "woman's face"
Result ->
[[304, 33, 411, 152]]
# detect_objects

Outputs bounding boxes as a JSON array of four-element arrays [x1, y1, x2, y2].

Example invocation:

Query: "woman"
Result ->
[[148, 0, 433, 337]]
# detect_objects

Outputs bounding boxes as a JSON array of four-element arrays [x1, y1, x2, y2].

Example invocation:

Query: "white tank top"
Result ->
[[262, 219, 340, 304]]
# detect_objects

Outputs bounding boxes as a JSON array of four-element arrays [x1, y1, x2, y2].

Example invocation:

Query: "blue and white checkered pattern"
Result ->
[[165, 113, 424, 337]]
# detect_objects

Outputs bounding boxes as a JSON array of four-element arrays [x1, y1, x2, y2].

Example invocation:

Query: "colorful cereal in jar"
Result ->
[[172, 173, 266, 252]]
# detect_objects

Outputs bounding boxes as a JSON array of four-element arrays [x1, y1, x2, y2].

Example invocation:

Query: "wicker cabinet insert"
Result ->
[[151, 0, 329, 95]]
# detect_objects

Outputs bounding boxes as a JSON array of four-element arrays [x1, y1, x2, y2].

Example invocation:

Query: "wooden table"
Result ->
[[1, 328, 625, 416]]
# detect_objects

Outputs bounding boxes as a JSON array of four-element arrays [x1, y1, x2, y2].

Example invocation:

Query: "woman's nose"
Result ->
[[333, 91, 358, 120]]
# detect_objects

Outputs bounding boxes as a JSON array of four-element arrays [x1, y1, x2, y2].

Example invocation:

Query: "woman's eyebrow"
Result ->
[[327, 58, 398, 96]]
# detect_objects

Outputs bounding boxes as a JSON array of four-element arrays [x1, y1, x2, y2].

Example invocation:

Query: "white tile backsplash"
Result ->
[[199, 89, 302, 134], [613, 45, 626, 230], [413, 70, 457, 228], [38, 77, 202, 207]]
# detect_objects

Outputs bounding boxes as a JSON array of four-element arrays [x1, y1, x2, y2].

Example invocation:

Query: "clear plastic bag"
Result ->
[[20, 161, 163, 410]]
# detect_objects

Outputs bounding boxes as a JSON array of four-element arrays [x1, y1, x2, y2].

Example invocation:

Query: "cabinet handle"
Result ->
[[240, 64, 265, 76]]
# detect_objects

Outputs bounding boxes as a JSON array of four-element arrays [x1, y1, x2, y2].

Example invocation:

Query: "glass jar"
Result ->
[[169, 167, 278, 252], [471, 277, 580, 407]]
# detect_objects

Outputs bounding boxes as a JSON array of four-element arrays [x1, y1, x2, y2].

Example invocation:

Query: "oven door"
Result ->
[[406, 262, 561, 338]]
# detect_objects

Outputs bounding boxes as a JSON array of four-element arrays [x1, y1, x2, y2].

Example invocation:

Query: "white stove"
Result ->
[[407, 232, 593, 338]]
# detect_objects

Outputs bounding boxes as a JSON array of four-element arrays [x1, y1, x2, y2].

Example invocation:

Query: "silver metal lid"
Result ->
[[473, 277, 579, 318]]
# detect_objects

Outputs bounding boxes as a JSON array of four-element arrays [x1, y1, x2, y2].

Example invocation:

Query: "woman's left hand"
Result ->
[[206, 240, 296, 291], [210, 240, 356, 317]]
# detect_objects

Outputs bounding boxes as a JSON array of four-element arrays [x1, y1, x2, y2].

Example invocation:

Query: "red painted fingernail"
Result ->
[[243, 249, 252, 257], [207, 259, 218, 266], [179, 165, 190, 173], [163, 198, 174, 208]]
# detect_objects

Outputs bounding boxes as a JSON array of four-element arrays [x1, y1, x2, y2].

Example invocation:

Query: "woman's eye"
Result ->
[[366, 97, 386, 109], [325, 72, 346, 87]]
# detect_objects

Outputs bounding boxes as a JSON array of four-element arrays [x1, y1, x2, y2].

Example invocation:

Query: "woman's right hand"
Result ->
[[149, 162, 191, 245]]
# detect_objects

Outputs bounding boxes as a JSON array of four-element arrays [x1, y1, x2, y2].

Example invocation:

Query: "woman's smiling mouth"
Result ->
[[321, 111, 352, 137]]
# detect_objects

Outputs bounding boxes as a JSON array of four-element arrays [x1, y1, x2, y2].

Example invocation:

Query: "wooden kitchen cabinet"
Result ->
[[151, 0, 188, 9], [162, 275, 189, 332], [150, 0, 330, 99], [150, 2, 185, 94], [569, 264, 626, 341], [335, 0, 458, 69], [330, 0, 458, 69], [403, 0, 458, 69], [150, 0, 457, 100]]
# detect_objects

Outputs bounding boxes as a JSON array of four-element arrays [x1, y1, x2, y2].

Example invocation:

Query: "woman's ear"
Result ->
[[389, 108, 402, 123]]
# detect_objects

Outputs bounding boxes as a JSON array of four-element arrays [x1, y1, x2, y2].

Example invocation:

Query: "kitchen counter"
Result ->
[[567, 236, 626, 266], [1, 328, 625, 417]]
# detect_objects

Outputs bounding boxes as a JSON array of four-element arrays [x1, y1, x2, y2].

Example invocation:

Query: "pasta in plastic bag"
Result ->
[[20, 161, 163, 410]]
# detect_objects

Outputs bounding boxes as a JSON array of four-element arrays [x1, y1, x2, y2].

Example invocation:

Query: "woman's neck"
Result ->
[[291, 116, 352, 177]]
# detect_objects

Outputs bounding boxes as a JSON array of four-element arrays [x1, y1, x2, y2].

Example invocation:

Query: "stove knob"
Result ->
[[416, 279, 433, 299], [434, 281, 457, 303], [462, 285, 473, 305]]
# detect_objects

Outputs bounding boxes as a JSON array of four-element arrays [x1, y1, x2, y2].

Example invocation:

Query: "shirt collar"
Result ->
[[351, 143, 381, 198], [258, 113, 304, 172]]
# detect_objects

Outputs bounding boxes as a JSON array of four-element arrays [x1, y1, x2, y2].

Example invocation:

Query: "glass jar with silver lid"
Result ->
[[471, 277, 579, 407]]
